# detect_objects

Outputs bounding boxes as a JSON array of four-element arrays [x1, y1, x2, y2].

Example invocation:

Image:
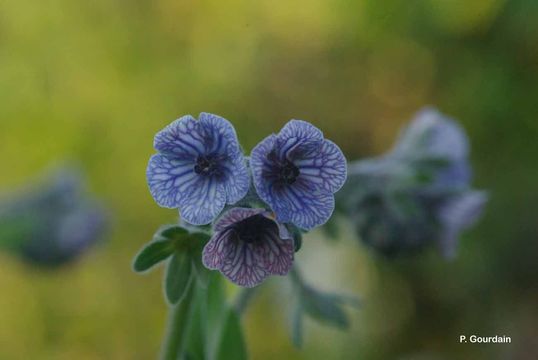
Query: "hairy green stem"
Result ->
[[160, 279, 196, 360]]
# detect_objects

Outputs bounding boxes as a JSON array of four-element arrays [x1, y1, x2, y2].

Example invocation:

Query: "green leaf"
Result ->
[[301, 287, 350, 329], [165, 252, 193, 305], [215, 310, 247, 360], [159, 225, 189, 239], [159, 225, 210, 252], [132, 238, 175, 272]]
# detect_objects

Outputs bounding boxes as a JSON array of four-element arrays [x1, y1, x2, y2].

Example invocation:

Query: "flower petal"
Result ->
[[295, 139, 347, 193], [221, 155, 250, 204], [204, 207, 293, 287], [271, 182, 335, 230], [258, 227, 294, 275], [146, 154, 197, 208], [199, 112, 241, 155], [202, 230, 231, 269], [279, 119, 323, 144], [214, 207, 266, 232], [277, 120, 324, 160], [437, 191, 488, 258], [393, 108, 469, 161], [198, 113, 250, 203], [219, 239, 269, 288], [178, 177, 226, 225], [267, 216, 293, 240], [434, 160, 472, 190], [153, 115, 205, 158], [250, 134, 277, 205]]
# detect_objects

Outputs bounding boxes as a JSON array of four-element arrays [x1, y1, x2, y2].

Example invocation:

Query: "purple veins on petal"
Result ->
[[250, 120, 347, 230], [146, 113, 249, 225], [202, 207, 294, 288]]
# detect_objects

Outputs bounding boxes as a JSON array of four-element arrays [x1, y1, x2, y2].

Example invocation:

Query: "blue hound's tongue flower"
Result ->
[[436, 191, 487, 259], [146, 113, 250, 225], [0, 168, 108, 267], [202, 207, 294, 288], [250, 120, 347, 230], [20, 201, 108, 266], [341, 107, 487, 258], [390, 107, 472, 190]]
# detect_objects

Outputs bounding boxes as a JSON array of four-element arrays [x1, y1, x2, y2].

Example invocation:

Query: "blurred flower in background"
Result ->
[[0, 167, 108, 267], [339, 108, 487, 258]]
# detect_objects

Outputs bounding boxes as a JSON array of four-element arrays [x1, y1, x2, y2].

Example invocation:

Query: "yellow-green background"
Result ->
[[0, 0, 536, 359]]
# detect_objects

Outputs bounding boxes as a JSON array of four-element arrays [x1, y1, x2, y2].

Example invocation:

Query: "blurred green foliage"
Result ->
[[0, 0, 537, 359]]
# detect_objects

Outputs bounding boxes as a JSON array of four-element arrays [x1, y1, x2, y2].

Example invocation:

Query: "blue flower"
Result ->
[[20, 202, 108, 267], [436, 191, 487, 259], [202, 207, 294, 288], [390, 107, 471, 190], [340, 108, 487, 258], [350, 192, 437, 257], [0, 168, 108, 267], [147, 113, 250, 225], [250, 120, 347, 230]]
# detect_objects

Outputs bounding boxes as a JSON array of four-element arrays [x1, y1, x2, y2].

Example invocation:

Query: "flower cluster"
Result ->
[[0, 168, 108, 267], [339, 108, 487, 258], [147, 114, 347, 286]]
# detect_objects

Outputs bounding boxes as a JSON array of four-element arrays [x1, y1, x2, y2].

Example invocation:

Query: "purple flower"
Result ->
[[202, 207, 294, 288], [147, 113, 250, 225], [250, 120, 347, 230]]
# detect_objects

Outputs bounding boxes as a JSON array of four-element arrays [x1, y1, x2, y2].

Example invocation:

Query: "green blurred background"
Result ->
[[1, 0, 537, 359]]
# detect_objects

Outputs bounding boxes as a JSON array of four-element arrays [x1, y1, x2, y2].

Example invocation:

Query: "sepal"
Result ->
[[165, 251, 193, 304], [287, 224, 304, 252], [133, 224, 211, 303], [133, 237, 176, 273]]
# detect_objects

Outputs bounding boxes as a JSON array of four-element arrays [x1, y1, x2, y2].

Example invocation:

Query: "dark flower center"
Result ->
[[278, 160, 300, 185], [232, 214, 276, 244], [194, 155, 223, 177]]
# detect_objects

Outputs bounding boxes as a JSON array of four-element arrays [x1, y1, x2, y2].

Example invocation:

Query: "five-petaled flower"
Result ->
[[250, 120, 347, 230], [147, 113, 250, 225], [202, 207, 294, 287]]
